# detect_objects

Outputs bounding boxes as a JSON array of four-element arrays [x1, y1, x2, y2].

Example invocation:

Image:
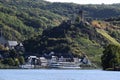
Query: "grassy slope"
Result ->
[[97, 29, 120, 46], [75, 37, 103, 65]]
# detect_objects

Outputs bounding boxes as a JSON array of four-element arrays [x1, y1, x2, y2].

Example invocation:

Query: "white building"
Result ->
[[28, 56, 38, 65], [50, 56, 58, 63], [58, 56, 64, 62], [8, 41, 18, 49], [39, 57, 48, 67], [73, 58, 79, 63], [0, 36, 22, 50]]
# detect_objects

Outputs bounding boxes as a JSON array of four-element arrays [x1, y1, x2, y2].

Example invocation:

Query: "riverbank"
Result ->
[[106, 68, 120, 71]]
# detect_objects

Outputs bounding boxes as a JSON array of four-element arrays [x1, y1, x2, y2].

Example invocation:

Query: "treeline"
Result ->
[[101, 44, 120, 71], [0, 44, 25, 68], [41, 3, 120, 19]]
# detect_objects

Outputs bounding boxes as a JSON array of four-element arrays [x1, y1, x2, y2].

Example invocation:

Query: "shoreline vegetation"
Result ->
[[101, 44, 120, 71], [106, 68, 120, 71]]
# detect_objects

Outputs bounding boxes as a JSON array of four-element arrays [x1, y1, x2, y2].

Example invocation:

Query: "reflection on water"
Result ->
[[0, 69, 120, 80]]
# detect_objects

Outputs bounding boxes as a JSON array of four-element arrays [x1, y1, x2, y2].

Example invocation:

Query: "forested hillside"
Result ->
[[23, 17, 120, 65], [0, 0, 65, 41], [0, 0, 120, 41], [0, 0, 120, 66]]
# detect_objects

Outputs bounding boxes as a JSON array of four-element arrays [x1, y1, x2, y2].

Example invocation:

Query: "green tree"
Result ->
[[0, 44, 5, 50], [3, 58, 15, 66], [9, 49, 18, 58], [18, 56, 25, 65], [101, 44, 120, 70], [14, 58, 20, 66]]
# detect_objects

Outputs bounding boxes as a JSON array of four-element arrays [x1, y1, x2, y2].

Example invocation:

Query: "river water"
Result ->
[[0, 69, 119, 80]]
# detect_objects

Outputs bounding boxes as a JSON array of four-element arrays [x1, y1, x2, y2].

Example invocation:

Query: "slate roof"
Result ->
[[8, 41, 18, 46]]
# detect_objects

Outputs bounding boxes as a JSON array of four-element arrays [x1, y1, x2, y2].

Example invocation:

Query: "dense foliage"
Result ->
[[0, 0, 120, 40], [0, 0, 65, 41], [0, 49, 25, 67], [0, 43, 25, 67], [101, 44, 120, 70]]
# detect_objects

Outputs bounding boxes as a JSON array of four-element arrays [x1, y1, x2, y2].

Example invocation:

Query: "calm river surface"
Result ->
[[0, 69, 119, 80]]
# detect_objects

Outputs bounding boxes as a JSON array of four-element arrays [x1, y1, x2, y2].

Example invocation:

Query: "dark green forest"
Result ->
[[101, 44, 120, 70]]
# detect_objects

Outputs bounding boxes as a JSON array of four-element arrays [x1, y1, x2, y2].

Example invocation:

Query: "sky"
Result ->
[[45, 0, 120, 4]]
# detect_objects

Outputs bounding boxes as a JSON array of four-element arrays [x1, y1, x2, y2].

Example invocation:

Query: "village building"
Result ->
[[20, 51, 92, 69], [0, 34, 23, 50], [39, 57, 48, 67], [0, 36, 21, 51], [8, 41, 18, 49]]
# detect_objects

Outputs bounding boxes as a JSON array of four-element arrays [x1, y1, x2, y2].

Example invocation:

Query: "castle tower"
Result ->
[[78, 10, 84, 22], [75, 10, 85, 23]]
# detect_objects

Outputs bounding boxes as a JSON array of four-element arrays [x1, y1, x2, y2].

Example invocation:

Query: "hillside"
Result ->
[[0, 0, 120, 66], [97, 29, 120, 46], [0, 0, 120, 41], [23, 17, 120, 65], [23, 11, 120, 65], [0, 0, 65, 41]]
